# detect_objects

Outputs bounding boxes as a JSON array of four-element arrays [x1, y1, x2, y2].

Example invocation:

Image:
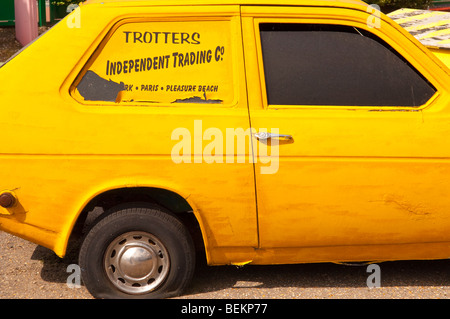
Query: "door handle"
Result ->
[[254, 132, 293, 141]]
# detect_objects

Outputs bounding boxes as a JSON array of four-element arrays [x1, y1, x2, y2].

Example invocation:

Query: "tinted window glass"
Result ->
[[260, 24, 436, 107]]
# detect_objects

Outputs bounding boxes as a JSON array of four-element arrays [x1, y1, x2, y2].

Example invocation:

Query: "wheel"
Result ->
[[78, 203, 196, 299]]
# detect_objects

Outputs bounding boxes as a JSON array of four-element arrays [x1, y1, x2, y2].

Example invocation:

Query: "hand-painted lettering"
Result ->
[[106, 55, 171, 75], [123, 31, 201, 44], [106, 46, 225, 75]]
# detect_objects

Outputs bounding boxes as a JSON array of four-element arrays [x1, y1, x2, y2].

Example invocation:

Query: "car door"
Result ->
[[242, 5, 450, 254], [64, 6, 259, 261]]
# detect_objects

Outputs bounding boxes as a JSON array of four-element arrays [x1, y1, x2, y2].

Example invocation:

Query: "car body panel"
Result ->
[[0, 3, 258, 262], [242, 5, 450, 250], [1, 0, 450, 266]]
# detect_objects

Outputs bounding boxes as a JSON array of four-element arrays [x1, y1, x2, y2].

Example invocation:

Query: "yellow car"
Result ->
[[1, 0, 450, 299]]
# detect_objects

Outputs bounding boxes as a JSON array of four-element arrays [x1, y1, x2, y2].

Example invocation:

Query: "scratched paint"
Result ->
[[77, 70, 125, 102]]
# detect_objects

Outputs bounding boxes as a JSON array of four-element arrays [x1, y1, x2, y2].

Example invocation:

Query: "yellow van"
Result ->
[[1, 0, 450, 298]]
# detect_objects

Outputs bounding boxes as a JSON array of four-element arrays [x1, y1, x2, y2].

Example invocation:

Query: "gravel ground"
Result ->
[[2, 231, 450, 299], [0, 26, 51, 63], [1, 26, 450, 301], [0, 27, 23, 63]]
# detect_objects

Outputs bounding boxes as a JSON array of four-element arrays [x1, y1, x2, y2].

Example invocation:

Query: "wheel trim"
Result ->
[[104, 231, 170, 295]]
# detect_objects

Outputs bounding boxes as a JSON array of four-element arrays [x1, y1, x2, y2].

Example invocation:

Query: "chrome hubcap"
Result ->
[[104, 231, 170, 295]]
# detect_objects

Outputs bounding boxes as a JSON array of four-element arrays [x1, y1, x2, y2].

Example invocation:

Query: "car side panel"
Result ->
[[0, 5, 258, 264]]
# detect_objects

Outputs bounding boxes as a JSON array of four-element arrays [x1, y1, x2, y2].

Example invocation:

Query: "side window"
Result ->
[[259, 23, 436, 107], [73, 20, 233, 105]]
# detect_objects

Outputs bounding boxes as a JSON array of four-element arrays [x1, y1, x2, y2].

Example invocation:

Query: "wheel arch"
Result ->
[[57, 184, 208, 261]]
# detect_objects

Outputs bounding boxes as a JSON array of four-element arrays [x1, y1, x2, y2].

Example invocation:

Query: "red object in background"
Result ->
[[14, 0, 38, 46]]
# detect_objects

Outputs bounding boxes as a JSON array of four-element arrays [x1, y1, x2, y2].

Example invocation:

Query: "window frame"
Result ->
[[253, 17, 441, 111]]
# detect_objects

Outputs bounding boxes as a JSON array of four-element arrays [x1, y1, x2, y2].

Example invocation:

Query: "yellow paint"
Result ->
[[429, 48, 450, 68], [437, 38, 450, 45], [418, 27, 450, 40], [393, 11, 438, 25], [405, 19, 450, 32], [231, 260, 253, 266], [0, 0, 450, 268]]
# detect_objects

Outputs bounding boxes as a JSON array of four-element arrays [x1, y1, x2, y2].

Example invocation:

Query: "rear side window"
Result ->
[[259, 23, 436, 107], [73, 19, 234, 105]]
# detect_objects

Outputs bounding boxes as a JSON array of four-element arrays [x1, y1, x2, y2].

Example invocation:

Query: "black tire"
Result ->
[[79, 203, 195, 299]]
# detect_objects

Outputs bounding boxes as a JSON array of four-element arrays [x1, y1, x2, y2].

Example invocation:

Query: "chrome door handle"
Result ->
[[254, 132, 293, 140]]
